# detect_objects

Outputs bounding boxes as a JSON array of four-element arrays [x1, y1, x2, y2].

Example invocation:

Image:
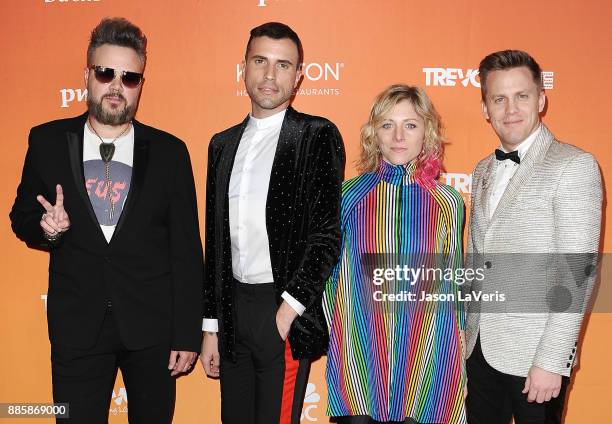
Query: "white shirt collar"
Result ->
[[248, 109, 287, 130], [499, 123, 542, 160]]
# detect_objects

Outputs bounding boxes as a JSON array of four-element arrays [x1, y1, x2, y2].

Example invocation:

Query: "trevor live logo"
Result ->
[[423, 68, 554, 89]]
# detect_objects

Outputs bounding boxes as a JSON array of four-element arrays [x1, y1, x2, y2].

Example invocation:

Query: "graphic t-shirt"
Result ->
[[83, 124, 134, 242]]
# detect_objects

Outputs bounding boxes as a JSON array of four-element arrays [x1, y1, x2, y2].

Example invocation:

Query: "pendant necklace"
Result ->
[[87, 117, 131, 221]]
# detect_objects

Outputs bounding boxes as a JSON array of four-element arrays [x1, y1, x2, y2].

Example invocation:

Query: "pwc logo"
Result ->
[[60, 88, 87, 108], [109, 387, 128, 415], [424, 68, 555, 90], [300, 383, 320, 422]]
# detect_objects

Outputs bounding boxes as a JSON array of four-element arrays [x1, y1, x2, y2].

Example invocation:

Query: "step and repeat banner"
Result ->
[[1, 1, 610, 423]]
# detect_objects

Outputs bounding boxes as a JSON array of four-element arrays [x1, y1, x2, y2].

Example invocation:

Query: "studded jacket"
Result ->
[[203, 107, 345, 360]]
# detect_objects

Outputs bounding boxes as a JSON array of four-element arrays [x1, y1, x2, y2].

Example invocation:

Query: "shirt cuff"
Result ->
[[202, 318, 218, 332], [281, 291, 306, 316]]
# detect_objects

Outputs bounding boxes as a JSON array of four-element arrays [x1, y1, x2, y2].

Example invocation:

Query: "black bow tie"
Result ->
[[495, 149, 520, 164]]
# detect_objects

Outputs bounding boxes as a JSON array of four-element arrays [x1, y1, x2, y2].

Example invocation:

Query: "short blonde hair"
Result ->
[[357, 84, 444, 187]]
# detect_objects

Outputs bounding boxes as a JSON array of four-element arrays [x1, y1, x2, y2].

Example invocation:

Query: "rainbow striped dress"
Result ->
[[324, 160, 466, 423]]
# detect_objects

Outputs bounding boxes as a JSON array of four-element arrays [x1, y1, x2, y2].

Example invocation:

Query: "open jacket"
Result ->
[[203, 107, 345, 360], [10, 113, 204, 352]]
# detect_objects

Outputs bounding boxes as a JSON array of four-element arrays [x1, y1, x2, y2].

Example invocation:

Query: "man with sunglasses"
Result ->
[[10, 18, 203, 423], [200, 22, 344, 423]]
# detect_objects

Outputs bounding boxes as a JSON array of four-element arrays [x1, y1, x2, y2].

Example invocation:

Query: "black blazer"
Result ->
[[203, 107, 345, 360], [10, 113, 204, 352]]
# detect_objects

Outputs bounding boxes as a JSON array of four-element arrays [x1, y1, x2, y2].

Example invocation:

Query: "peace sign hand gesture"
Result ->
[[37, 184, 70, 238]]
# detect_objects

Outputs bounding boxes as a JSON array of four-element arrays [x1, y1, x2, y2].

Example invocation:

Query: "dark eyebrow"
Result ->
[[250, 55, 294, 67]]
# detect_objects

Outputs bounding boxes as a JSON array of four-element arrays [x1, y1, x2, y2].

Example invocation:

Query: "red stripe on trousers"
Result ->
[[279, 339, 299, 424]]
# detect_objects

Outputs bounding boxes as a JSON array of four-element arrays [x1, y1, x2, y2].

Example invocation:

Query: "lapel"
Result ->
[[66, 114, 150, 245], [265, 108, 299, 281], [488, 125, 554, 225], [111, 120, 149, 243], [217, 115, 249, 205], [476, 156, 496, 225], [267, 107, 298, 202], [66, 113, 108, 243]]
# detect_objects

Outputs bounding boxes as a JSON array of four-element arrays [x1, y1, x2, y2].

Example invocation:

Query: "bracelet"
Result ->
[[43, 231, 62, 242]]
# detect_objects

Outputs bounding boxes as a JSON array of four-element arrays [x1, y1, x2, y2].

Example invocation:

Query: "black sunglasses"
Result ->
[[89, 66, 144, 88]]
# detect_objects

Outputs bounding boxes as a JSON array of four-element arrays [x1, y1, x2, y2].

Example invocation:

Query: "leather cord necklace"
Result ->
[[87, 117, 131, 221]]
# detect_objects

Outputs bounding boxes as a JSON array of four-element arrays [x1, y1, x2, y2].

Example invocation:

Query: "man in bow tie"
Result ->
[[464, 50, 602, 423], [10, 18, 203, 423]]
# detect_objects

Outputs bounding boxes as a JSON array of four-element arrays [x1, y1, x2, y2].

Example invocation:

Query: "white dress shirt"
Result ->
[[202, 109, 305, 332], [488, 125, 541, 218]]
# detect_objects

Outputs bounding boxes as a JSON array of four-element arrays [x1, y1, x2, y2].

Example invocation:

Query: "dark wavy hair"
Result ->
[[245, 22, 303, 67], [87, 17, 147, 66], [479, 50, 542, 100]]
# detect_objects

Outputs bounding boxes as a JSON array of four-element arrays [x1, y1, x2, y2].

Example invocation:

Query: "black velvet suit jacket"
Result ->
[[10, 113, 204, 352], [203, 107, 345, 360]]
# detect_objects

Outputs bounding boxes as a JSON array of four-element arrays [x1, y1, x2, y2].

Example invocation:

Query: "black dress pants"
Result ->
[[220, 282, 310, 424], [51, 307, 175, 423], [466, 335, 570, 424]]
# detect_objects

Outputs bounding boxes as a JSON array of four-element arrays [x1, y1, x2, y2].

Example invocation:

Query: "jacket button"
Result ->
[[484, 261, 492, 269], [104, 256, 111, 263]]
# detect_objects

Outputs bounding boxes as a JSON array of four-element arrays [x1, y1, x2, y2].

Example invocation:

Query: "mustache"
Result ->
[[103, 92, 126, 101]]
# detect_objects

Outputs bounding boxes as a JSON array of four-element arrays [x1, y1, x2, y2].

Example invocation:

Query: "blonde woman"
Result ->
[[324, 85, 466, 424]]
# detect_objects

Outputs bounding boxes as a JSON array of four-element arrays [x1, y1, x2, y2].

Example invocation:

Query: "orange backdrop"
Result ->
[[1, 1, 610, 423]]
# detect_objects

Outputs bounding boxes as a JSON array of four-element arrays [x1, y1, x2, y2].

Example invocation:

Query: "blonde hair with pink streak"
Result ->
[[357, 84, 444, 189]]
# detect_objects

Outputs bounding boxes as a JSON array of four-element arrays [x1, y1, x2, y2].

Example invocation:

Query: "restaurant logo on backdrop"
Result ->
[[423, 68, 554, 89], [60, 88, 87, 108], [236, 62, 344, 97]]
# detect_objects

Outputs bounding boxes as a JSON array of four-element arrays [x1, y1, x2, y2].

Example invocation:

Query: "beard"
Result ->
[[87, 92, 136, 125]]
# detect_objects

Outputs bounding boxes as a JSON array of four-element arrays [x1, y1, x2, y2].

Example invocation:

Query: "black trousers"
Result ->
[[51, 307, 175, 423], [466, 335, 570, 424], [220, 282, 310, 424]]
